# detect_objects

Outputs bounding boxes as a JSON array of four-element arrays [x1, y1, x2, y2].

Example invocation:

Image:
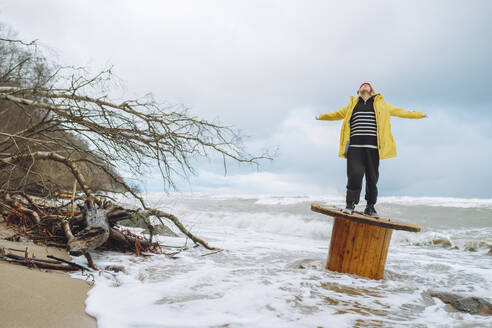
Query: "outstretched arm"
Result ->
[[387, 102, 426, 119], [315, 104, 349, 121]]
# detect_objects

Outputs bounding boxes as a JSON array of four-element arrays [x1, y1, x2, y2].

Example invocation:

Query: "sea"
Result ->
[[71, 192, 492, 328]]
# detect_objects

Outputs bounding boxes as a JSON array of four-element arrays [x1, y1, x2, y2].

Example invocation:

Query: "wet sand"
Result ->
[[0, 221, 97, 328]]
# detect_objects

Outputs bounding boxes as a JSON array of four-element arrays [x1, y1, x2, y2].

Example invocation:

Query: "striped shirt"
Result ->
[[349, 95, 378, 149]]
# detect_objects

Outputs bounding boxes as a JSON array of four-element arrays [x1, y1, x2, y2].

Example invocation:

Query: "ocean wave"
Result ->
[[104, 191, 492, 209], [75, 192, 492, 328], [171, 210, 334, 241], [236, 194, 492, 209], [377, 196, 492, 209], [255, 195, 492, 208], [393, 230, 492, 252]]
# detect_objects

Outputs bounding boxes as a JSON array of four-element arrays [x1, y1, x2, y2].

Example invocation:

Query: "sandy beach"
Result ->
[[0, 221, 96, 328]]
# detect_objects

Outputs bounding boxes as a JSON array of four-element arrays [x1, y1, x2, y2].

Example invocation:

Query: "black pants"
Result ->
[[346, 146, 380, 205]]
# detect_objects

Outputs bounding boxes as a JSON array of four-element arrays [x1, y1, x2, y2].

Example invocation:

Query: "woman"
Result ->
[[315, 82, 428, 216]]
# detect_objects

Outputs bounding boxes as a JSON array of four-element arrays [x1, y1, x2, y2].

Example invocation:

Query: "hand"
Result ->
[[315, 115, 319, 120], [422, 114, 428, 118]]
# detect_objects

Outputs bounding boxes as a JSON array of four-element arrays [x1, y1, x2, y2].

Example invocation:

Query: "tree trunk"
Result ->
[[67, 198, 110, 256]]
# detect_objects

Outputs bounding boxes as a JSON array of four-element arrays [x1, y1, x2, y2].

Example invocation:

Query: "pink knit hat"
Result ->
[[358, 82, 373, 94]]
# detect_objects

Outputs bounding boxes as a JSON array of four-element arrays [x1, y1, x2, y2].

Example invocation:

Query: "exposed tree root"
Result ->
[[0, 190, 220, 270]]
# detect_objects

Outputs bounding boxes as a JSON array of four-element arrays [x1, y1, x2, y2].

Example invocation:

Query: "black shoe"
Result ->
[[364, 202, 379, 217], [343, 201, 356, 214]]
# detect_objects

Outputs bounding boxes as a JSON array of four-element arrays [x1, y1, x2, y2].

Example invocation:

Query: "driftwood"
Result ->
[[66, 197, 110, 257], [46, 254, 91, 271], [0, 189, 218, 269], [0, 247, 80, 271], [107, 228, 152, 251]]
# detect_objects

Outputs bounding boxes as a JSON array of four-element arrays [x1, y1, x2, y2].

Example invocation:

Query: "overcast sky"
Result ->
[[1, 0, 491, 198]]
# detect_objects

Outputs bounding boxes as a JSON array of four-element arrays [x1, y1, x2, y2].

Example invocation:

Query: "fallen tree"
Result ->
[[0, 28, 276, 269], [0, 189, 196, 270]]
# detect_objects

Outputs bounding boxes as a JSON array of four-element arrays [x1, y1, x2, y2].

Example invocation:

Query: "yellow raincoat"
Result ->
[[318, 93, 424, 160]]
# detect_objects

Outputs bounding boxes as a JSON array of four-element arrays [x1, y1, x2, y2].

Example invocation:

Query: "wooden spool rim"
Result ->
[[311, 202, 421, 232]]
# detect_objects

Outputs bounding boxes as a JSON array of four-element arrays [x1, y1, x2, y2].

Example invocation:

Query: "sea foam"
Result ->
[[71, 192, 492, 328]]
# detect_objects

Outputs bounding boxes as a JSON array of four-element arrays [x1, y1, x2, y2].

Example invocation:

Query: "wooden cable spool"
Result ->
[[311, 202, 421, 280]]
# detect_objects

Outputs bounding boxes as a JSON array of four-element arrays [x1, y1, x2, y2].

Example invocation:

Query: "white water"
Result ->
[[71, 193, 492, 327]]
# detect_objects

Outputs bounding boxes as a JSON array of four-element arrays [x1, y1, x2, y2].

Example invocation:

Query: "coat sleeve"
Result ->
[[387, 101, 424, 119], [318, 104, 349, 121]]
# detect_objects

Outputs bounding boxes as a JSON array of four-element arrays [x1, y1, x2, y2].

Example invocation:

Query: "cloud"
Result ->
[[174, 169, 341, 196], [171, 105, 492, 197], [1, 0, 491, 197]]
